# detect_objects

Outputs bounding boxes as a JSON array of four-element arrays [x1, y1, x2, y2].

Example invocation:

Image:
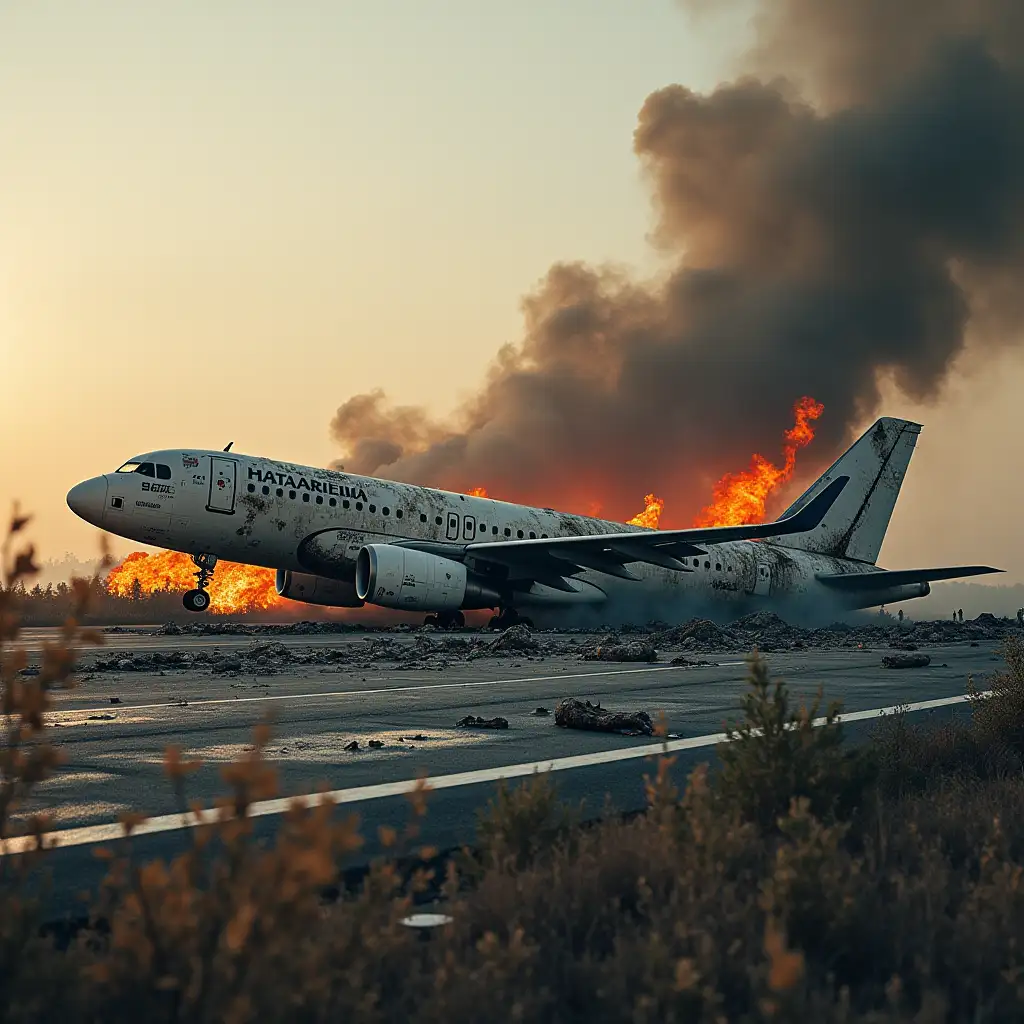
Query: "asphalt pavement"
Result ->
[[8, 626, 1006, 917]]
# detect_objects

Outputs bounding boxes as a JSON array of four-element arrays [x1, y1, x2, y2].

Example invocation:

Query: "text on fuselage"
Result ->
[[248, 467, 368, 502]]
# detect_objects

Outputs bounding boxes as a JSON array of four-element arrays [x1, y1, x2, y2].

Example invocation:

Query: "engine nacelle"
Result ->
[[275, 570, 364, 608], [355, 544, 501, 612]]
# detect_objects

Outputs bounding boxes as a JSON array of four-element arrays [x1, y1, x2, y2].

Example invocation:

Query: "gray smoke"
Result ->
[[331, 0, 1024, 523]]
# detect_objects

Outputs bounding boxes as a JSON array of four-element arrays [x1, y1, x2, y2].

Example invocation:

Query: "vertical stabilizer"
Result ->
[[767, 417, 921, 564]]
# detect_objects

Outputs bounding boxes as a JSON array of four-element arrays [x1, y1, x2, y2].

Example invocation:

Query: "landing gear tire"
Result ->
[[430, 610, 465, 630], [490, 608, 531, 631], [183, 553, 217, 613]]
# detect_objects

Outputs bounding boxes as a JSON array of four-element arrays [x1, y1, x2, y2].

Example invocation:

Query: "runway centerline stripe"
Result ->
[[4, 690, 982, 856], [50, 662, 748, 717]]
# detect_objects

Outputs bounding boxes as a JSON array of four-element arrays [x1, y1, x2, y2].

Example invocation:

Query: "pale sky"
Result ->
[[3, 1, 1022, 583]]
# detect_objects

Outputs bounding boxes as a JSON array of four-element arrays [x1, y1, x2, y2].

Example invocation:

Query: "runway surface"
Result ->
[[9, 627, 1006, 916]]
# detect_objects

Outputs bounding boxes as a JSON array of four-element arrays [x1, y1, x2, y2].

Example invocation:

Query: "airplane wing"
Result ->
[[396, 474, 849, 591], [817, 565, 1003, 590]]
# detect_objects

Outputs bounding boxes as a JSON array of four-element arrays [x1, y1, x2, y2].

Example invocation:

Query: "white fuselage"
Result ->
[[67, 448, 922, 621]]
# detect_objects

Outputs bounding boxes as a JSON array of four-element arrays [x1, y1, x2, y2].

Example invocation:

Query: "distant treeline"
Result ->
[[5, 579, 332, 626]]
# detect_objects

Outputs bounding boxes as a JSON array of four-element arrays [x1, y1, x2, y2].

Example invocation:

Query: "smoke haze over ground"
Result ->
[[331, 0, 1024, 525]]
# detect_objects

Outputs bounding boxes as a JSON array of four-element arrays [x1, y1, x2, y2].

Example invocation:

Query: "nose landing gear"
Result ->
[[182, 553, 217, 612]]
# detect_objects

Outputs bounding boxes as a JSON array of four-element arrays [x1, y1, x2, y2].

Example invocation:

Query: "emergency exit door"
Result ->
[[753, 561, 771, 596], [207, 457, 237, 514]]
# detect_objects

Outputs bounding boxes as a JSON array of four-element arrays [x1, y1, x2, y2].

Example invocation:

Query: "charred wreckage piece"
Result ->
[[554, 698, 655, 737]]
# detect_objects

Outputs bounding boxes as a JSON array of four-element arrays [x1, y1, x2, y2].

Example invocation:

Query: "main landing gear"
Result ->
[[424, 610, 465, 630], [182, 553, 217, 613], [487, 607, 534, 631]]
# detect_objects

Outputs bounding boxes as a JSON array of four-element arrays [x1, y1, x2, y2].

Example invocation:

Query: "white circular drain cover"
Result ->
[[400, 912, 453, 929]]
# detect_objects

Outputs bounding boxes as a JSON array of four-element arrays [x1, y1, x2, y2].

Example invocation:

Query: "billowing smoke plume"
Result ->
[[331, 0, 1024, 524]]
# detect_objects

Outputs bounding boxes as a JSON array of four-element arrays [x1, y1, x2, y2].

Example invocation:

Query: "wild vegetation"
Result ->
[[5, 510, 1024, 1021], [9, 577, 314, 627]]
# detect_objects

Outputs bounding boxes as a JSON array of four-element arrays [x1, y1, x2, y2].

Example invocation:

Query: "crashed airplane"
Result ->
[[67, 417, 1000, 627]]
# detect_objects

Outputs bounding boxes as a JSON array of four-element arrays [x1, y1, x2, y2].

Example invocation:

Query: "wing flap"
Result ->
[[817, 565, 1003, 589]]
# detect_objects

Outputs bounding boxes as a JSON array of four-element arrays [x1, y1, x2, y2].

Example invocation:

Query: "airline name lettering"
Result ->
[[247, 466, 368, 502]]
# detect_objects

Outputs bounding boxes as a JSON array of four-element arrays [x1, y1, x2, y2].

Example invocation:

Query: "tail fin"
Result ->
[[767, 417, 921, 564]]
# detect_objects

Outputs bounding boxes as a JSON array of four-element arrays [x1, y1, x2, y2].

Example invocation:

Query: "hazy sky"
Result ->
[[3, 1, 1022, 582]]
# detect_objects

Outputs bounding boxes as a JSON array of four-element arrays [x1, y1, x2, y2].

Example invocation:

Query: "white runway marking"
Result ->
[[50, 662, 748, 717], [5, 689, 981, 855]]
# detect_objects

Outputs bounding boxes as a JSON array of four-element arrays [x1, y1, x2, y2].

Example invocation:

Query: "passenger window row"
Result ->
[[692, 558, 733, 572], [244, 483, 551, 538]]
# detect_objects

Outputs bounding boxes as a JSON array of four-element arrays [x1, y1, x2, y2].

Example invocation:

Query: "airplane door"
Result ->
[[207, 457, 237, 515], [462, 514, 476, 540], [754, 561, 771, 596], [445, 512, 460, 540]]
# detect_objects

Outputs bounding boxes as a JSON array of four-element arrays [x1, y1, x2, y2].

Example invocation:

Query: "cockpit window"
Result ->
[[156, 464, 171, 480], [116, 461, 156, 477]]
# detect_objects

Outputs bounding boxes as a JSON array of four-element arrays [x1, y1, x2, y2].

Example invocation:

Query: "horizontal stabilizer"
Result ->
[[817, 565, 1003, 590]]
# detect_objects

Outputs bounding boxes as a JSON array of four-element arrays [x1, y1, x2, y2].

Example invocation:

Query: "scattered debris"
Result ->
[[653, 618, 737, 650], [87, 713, 116, 721], [475, 623, 538, 656], [882, 653, 932, 669], [77, 613, 1009, 681], [455, 715, 509, 730], [403, 734, 429, 742], [368, 739, 384, 749], [669, 655, 717, 667], [582, 640, 657, 663], [109, 697, 122, 704], [554, 698, 654, 737], [529, 707, 551, 716], [343, 740, 360, 752]]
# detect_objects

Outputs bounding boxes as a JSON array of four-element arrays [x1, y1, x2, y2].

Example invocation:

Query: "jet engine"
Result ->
[[275, 570, 364, 608], [355, 544, 501, 612]]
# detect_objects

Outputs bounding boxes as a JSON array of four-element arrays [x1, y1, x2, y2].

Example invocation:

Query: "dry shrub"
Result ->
[[873, 635, 1024, 795], [0, 507, 109, 1021], [715, 652, 875, 830]]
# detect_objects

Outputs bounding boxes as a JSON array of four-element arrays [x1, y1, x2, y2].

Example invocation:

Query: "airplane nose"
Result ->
[[66, 477, 108, 525]]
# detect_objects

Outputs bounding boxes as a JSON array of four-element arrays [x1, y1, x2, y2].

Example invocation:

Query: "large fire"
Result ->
[[625, 397, 824, 530], [105, 399, 822, 614], [106, 550, 282, 614], [626, 495, 665, 530]]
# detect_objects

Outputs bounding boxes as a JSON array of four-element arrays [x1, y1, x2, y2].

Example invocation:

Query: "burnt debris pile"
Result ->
[[554, 698, 654, 736], [81, 614, 1019, 677], [581, 637, 658, 663]]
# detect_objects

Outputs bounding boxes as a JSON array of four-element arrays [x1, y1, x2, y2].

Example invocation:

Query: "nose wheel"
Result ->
[[182, 553, 217, 613]]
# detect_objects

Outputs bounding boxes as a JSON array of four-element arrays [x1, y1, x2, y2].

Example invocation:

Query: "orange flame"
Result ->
[[626, 397, 824, 530], [692, 396, 824, 526], [106, 550, 283, 614], [626, 494, 665, 530], [467, 486, 489, 497]]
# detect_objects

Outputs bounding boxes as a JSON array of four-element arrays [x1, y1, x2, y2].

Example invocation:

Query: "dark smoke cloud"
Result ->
[[331, 0, 1024, 524]]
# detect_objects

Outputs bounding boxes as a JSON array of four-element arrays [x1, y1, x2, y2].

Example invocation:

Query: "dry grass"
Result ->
[[6, 513, 1024, 1021]]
